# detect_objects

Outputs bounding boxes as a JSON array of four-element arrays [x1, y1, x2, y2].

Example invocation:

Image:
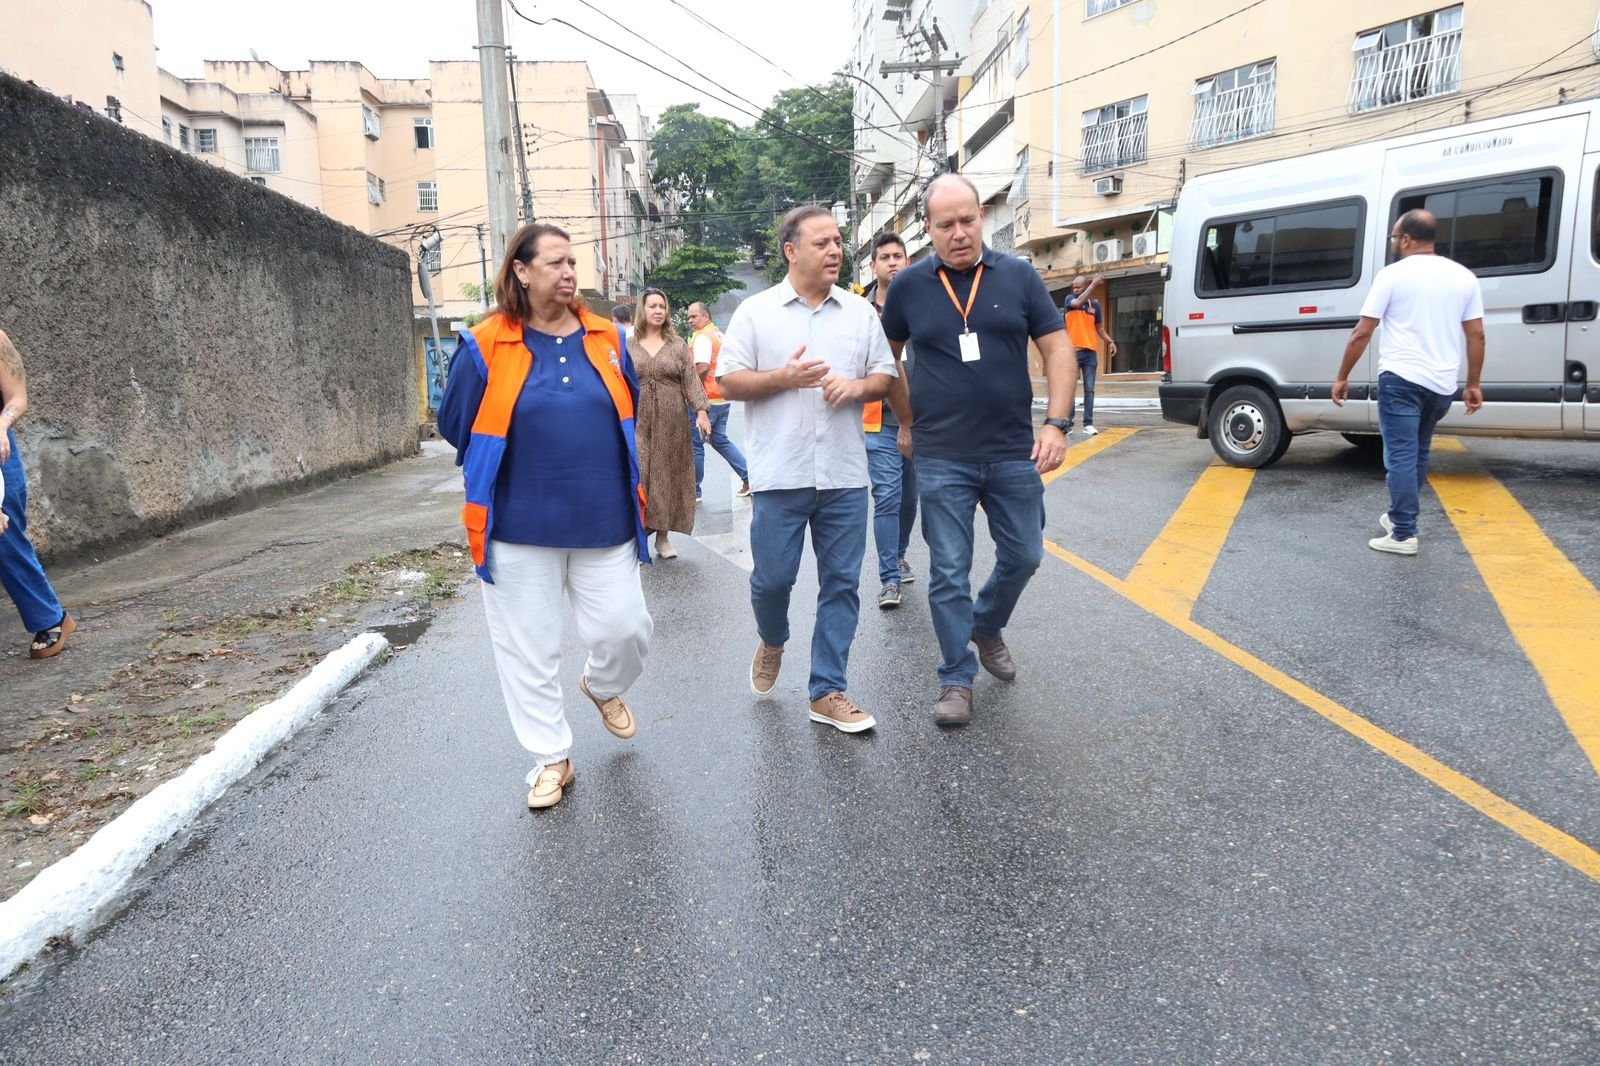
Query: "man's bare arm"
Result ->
[[1462, 318, 1486, 414], [1331, 316, 1379, 406]]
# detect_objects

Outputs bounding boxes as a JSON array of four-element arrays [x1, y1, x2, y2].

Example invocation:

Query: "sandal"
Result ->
[[29, 612, 76, 660]]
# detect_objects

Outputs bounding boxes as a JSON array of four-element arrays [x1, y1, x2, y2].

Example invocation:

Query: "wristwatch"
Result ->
[[1043, 417, 1070, 434]]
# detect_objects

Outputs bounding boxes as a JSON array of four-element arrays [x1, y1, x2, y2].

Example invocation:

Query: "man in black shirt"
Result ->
[[879, 174, 1075, 726]]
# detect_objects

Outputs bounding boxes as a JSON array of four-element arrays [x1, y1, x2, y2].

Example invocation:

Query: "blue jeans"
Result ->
[[691, 403, 748, 493], [1376, 371, 1455, 541], [866, 429, 917, 584], [917, 457, 1045, 687], [749, 487, 868, 700], [1, 430, 66, 633], [1068, 349, 1097, 428]]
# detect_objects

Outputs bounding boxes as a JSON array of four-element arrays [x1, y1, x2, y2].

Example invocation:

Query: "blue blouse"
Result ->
[[441, 325, 637, 549]]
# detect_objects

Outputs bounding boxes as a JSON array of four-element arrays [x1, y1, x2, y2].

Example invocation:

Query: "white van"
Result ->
[[1160, 98, 1600, 467]]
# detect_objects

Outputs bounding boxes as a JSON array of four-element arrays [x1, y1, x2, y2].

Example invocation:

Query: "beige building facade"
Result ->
[[1010, 0, 1600, 374], [0, 0, 163, 140], [1, 4, 666, 321]]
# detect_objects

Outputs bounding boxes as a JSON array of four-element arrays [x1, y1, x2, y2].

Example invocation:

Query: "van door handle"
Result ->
[[1522, 302, 1567, 324], [1567, 301, 1598, 322]]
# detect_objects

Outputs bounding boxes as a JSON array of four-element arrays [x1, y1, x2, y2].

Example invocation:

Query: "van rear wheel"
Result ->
[[1207, 384, 1289, 468]]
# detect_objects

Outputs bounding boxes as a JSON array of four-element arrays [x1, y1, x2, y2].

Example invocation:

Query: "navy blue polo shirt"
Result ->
[[879, 246, 1063, 463]]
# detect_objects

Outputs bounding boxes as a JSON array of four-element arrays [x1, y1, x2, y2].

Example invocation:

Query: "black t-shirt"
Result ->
[[879, 246, 1064, 463]]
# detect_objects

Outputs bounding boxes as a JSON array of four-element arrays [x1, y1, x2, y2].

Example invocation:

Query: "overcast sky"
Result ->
[[150, 0, 853, 125]]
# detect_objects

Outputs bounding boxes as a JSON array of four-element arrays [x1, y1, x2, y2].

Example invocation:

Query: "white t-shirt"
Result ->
[[1359, 253, 1485, 395]]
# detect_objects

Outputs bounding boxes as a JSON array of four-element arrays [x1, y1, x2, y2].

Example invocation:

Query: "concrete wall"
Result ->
[[0, 74, 417, 562]]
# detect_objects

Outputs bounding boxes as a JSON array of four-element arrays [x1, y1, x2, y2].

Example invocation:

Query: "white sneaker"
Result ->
[[1369, 533, 1418, 556], [1083, 425, 1099, 437], [1377, 513, 1418, 543]]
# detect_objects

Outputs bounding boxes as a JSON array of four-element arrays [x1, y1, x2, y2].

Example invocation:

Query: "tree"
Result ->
[[650, 104, 742, 244], [643, 244, 743, 316]]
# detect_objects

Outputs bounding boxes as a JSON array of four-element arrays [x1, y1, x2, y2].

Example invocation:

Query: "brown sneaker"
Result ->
[[808, 691, 876, 733], [933, 685, 973, 727], [579, 675, 636, 740], [750, 640, 784, 696], [527, 760, 574, 809], [974, 636, 1017, 681]]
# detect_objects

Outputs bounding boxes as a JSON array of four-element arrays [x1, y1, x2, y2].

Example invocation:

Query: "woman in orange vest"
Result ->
[[627, 287, 710, 560], [437, 223, 652, 810]]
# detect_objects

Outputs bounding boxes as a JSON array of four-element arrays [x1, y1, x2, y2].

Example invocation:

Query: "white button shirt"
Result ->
[[717, 278, 896, 492]]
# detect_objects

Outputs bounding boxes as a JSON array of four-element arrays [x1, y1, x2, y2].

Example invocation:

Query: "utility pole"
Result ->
[[475, 223, 489, 308], [506, 50, 535, 224], [880, 17, 958, 176], [475, 0, 518, 266]]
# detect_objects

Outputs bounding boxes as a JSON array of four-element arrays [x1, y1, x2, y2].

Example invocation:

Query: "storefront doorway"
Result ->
[[1106, 272, 1164, 374]]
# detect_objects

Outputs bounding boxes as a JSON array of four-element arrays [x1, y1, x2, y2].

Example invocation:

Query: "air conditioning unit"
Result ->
[[1093, 174, 1123, 196], [1130, 231, 1158, 258], [1093, 239, 1124, 264]]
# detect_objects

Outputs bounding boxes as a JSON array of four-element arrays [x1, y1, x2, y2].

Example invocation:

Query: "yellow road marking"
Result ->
[[1124, 463, 1256, 619], [1430, 462, 1600, 779], [1042, 428, 1138, 486], [1043, 539, 1600, 884]]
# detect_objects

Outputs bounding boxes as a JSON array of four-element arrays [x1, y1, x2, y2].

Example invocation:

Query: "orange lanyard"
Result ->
[[937, 265, 983, 333]]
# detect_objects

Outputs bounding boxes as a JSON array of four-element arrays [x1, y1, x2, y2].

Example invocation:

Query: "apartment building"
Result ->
[[845, 0, 971, 280], [1, 2, 665, 319], [0, 0, 163, 140], [1012, 0, 1600, 374]]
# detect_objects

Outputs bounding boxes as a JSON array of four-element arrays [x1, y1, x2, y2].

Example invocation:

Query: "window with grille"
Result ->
[[1080, 96, 1147, 174], [245, 137, 280, 172], [1349, 6, 1463, 114], [414, 118, 434, 149], [162, 117, 172, 144], [368, 174, 383, 205], [179, 125, 190, 151], [418, 181, 438, 212], [362, 104, 381, 139], [1086, 0, 1135, 18], [1191, 60, 1276, 149], [196, 129, 216, 153]]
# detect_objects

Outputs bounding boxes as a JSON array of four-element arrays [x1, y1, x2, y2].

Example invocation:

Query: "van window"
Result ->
[[1197, 199, 1364, 296], [1393, 170, 1559, 275]]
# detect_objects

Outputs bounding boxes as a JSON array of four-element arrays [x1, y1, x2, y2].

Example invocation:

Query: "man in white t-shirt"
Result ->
[[1332, 209, 1486, 556]]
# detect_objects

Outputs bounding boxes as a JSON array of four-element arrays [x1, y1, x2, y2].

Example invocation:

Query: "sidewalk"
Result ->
[[1, 443, 468, 897]]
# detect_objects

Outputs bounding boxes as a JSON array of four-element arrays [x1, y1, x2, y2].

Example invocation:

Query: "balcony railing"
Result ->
[[1349, 28, 1462, 114], [1191, 81, 1275, 149], [1080, 111, 1147, 174]]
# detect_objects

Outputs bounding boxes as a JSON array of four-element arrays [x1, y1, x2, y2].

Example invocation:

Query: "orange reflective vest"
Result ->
[[863, 298, 889, 432], [455, 309, 648, 580], [693, 322, 726, 403]]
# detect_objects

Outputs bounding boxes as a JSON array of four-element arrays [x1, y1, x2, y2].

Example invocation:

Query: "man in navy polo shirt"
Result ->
[[879, 174, 1076, 727]]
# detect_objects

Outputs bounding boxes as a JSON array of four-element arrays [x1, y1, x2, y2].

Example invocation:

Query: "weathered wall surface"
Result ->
[[0, 74, 417, 562]]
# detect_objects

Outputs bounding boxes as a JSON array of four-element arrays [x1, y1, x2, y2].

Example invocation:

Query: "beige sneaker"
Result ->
[[580, 675, 636, 740], [750, 640, 784, 696], [808, 691, 876, 733], [527, 760, 574, 809]]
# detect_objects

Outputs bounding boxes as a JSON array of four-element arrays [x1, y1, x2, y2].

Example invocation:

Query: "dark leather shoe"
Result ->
[[974, 636, 1017, 681], [933, 685, 972, 727]]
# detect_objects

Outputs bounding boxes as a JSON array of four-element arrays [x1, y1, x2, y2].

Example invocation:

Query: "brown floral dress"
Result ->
[[630, 335, 708, 535]]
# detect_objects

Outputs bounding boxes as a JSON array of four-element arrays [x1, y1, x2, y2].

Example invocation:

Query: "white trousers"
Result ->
[[479, 539, 652, 782]]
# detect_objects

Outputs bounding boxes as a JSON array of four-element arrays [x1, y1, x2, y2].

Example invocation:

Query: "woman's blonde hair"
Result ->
[[632, 287, 680, 344]]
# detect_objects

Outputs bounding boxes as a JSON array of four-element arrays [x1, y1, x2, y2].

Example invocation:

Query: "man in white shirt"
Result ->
[[686, 301, 750, 500], [1333, 208, 1486, 555], [717, 205, 897, 733]]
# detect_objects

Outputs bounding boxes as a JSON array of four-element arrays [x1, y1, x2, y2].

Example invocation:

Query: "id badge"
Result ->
[[958, 331, 982, 363]]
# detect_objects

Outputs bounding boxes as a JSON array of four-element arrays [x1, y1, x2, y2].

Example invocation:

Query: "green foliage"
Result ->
[[651, 103, 742, 244], [644, 244, 743, 315], [652, 82, 854, 263]]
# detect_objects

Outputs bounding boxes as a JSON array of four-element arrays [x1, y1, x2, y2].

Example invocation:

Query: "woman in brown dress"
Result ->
[[629, 288, 709, 559]]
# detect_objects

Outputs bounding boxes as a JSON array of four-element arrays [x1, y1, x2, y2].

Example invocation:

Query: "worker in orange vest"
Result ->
[[687, 301, 751, 500]]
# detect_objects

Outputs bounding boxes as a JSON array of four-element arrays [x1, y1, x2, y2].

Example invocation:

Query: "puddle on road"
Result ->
[[372, 616, 433, 650]]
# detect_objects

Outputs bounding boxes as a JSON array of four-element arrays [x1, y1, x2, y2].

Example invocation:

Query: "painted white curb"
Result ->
[[0, 631, 389, 980]]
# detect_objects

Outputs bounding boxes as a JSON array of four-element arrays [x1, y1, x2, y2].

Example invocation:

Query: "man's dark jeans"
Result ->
[[916, 457, 1044, 688], [1376, 371, 1455, 540]]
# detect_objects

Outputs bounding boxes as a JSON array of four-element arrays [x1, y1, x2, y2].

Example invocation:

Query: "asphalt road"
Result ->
[[4, 416, 1599, 1064]]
